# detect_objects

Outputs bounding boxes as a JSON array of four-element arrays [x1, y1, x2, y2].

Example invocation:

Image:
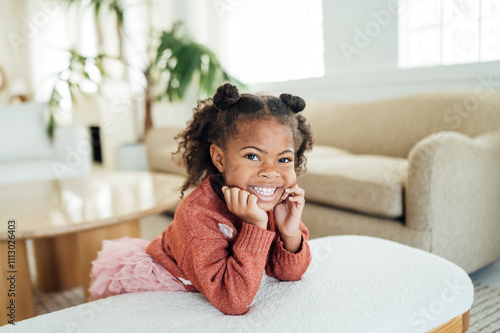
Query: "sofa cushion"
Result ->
[[300, 145, 408, 218], [0, 102, 54, 161]]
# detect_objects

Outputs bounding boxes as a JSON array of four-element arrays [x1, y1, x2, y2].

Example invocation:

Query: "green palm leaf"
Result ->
[[46, 49, 110, 137], [152, 21, 244, 103]]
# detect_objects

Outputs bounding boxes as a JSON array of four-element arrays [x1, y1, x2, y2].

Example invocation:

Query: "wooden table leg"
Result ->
[[33, 234, 81, 291], [77, 220, 140, 301], [0, 239, 34, 326]]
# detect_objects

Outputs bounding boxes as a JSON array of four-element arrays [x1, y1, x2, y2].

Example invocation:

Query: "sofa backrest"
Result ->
[[304, 89, 500, 158]]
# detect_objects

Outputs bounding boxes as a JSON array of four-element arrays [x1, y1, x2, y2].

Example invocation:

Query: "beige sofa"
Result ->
[[301, 89, 500, 274], [146, 89, 500, 273]]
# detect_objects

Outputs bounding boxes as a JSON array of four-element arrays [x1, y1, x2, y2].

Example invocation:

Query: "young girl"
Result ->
[[89, 82, 314, 315]]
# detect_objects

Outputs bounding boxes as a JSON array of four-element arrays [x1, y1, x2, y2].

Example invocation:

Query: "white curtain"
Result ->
[[0, 0, 33, 104]]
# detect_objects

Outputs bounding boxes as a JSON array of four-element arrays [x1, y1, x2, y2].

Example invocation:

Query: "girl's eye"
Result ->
[[245, 154, 259, 161], [278, 157, 292, 163]]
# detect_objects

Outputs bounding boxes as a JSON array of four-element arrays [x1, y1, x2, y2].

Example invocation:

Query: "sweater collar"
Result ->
[[209, 173, 226, 202]]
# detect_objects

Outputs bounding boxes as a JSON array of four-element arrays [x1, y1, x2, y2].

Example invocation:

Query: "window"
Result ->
[[398, 0, 500, 68], [30, 0, 100, 102], [221, 0, 324, 83]]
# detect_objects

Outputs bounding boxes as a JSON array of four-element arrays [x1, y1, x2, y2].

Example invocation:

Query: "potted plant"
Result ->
[[46, 49, 109, 137], [52, 0, 240, 139], [142, 21, 239, 137], [44, 2, 240, 171], [116, 21, 240, 170]]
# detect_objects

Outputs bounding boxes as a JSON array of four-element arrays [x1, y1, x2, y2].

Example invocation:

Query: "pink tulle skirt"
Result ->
[[88, 237, 186, 301]]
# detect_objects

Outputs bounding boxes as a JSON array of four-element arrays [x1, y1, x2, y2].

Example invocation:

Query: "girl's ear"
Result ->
[[210, 144, 225, 172]]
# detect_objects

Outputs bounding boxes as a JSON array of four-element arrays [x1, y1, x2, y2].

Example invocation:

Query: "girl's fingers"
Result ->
[[288, 196, 305, 205], [223, 186, 241, 211], [229, 187, 240, 206], [222, 186, 255, 211], [222, 186, 231, 205], [238, 190, 249, 207], [248, 193, 258, 208], [285, 185, 305, 198]]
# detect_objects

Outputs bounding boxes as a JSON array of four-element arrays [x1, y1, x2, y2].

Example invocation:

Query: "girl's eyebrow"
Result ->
[[278, 149, 295, 155], [240, 146, 264, 152], [240, 146, 294, 155]]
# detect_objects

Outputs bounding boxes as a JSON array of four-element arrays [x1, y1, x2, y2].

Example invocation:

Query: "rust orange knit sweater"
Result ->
[[146, 174, 311, 315]]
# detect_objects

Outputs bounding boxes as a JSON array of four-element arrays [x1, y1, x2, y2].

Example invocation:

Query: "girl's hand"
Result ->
[[274, 185, 305, 251], [222, 186, 268, 229]]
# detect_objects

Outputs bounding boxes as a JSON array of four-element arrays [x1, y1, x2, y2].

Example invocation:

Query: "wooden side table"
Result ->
[[0, 172, 184, 325]]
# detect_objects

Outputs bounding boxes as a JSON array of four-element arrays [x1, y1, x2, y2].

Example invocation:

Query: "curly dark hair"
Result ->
[[173, 82, 314, 197]]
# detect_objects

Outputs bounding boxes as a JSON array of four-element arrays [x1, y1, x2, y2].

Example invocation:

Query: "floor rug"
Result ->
[[468, 282, 500, 333]]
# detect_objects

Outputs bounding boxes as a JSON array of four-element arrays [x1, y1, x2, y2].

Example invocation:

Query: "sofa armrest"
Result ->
[[145, 126, 185, 174], [51, 125, 92, 179], [405, 131, 500, 270]]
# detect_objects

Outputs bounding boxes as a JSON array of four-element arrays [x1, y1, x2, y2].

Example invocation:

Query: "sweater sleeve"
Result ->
[[265, 220, 312, 281], [181, 222, 275, 315]]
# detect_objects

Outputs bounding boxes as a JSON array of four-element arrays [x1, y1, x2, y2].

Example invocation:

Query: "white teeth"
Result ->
[[252, 186, 277, 196]]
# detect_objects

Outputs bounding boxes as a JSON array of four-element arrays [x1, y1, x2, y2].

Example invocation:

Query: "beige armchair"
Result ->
[[300, 89, 500, 273]]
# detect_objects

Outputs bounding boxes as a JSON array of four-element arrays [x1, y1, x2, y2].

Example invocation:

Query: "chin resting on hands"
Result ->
[[221, 186, 268, 229]]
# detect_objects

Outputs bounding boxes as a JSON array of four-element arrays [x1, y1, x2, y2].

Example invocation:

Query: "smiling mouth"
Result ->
[[250, 186, 279, 197]]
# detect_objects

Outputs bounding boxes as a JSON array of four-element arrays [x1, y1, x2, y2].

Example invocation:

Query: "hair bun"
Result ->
[[279, 93, 306, 113], [213, 82, 240, 109]]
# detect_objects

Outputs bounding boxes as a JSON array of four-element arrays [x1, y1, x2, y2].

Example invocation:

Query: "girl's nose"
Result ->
[[258, 162, 279, 179]]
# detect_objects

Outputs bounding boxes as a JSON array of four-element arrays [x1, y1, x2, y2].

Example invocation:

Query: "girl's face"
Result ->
[[211, 118, 297, 212]]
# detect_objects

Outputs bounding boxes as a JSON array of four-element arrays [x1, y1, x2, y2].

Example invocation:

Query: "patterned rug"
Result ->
[[468, 282, 500, 333], [33, 282, 500, 331], [33, 286, 85, 316]]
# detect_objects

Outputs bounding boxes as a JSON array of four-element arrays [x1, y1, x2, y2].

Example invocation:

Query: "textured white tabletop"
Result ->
[[5, 235, 473, 333]]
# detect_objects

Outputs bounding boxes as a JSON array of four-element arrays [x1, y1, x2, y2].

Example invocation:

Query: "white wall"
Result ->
[[248, 0, 500, 103], [323, 0, 399, 76], [136, 0, 500, 128]]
